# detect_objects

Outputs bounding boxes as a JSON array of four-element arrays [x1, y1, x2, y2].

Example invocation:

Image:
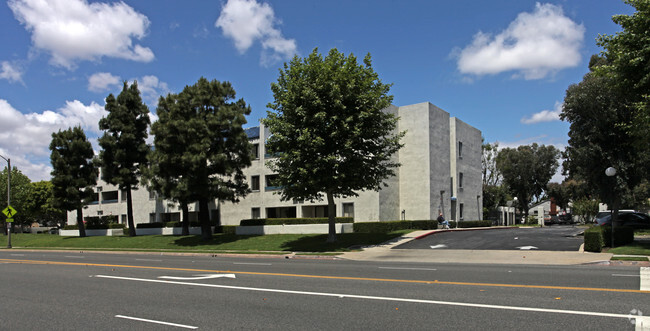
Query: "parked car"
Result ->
[[594, 211, 650, 229]]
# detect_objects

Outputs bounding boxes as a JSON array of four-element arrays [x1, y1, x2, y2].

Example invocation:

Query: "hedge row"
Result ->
[[583, 225, 634, 252], [63, 223, 125, 230], [449, 220, 492, 228], [353, 220, 438, 233], [215, 225, 237, 235], [240, 217, 354, 226]]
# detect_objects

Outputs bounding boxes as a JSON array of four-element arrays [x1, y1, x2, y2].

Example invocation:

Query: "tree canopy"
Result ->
[[496, 143, 559, 218], [23, 181, 65, 227], [562, 0, 650, 209], [0, 166, 32, 230], [98, 81, 150, 236], [149, 77, 252, 240], [264, 48, 403, 242], [50, 126, 97, 237]]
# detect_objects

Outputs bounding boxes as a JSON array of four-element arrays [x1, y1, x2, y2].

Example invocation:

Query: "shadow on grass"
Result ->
[[280, 232, 403, 252], [173, 234, 260, 247]]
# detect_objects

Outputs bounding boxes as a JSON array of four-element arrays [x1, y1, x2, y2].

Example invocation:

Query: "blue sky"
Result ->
[[0, 0, 635, 182]]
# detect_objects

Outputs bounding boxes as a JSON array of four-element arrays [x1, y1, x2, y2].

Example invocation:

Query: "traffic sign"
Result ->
[[2, 206, 17, 218], [5, 218, 13, 223]]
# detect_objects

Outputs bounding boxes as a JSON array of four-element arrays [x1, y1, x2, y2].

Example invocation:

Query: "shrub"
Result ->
[[63, 225, 78, 230], [214, 225, 237, 235], [584, 227, 604, 252], [108, 223, 125, 229], [84, 215, 119, 229], [240, 217, 354, 226], [164, 221, 201, 228], [449, 220, 492, 228], [353, 220, 438, 233], [136, 222, 164, 229]]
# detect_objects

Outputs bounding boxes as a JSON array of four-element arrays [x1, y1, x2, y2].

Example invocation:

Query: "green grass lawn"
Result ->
[[606, 240, 650, 256], [0, 230, 412, 253]]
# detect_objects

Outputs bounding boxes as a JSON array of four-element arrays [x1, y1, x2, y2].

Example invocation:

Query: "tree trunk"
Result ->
[[326, 191, 337, 243], [126, 187, 136, 236], [199, 198, 211, 241], [76, 207, 86, 237], [181, 202, 190, 236]]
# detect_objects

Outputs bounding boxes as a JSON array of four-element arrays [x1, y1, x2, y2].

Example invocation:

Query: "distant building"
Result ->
[[68, 102, 482, 226]]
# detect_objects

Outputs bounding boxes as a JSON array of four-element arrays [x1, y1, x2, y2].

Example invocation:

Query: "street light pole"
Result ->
[[0, 154, 11, 248], [513, 197, 518, 225], [605, 167, 617, 248]]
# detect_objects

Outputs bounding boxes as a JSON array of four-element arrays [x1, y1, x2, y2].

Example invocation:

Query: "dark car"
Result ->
[[594, 212, 650, 229]]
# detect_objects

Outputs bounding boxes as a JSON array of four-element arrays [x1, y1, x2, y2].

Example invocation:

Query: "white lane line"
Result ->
[[159, 274, 236, 280], [10, 254, 24, 256], [517, 246, 538, 250], [135, 259, 163, 262], [612, 274, 639, 277], [430, 244, 447, 249], [233, 262, 271, 266], [379, 267, 437, 271], [96, 275, 634, 320], [641, 267, 650, 291], [115, 315, 197, 329], [64, 256, 84, 258]]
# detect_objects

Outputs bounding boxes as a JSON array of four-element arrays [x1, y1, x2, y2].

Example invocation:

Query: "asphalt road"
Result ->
[[396, 226, 585, 251], [0, 250, 648, 330]]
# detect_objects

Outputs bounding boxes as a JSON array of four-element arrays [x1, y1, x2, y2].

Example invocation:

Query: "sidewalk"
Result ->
[[339, 229, 616, 265]]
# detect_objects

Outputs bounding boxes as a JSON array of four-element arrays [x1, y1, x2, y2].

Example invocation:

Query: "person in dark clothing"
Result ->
[[437, 212, 450, 229]]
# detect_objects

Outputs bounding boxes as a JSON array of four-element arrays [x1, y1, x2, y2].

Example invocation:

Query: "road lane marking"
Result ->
[[517, 246, 538, 250], [641, 267, 650, 291], [430, 244, 447, 249], [1, 258, 648, 294], [159, 274, 236, 280], [612, 274, 639, 277], [135, 259, 163, 262], [379, 267, 437, 271], [233, 262, 272, 265], [102, 275, 634, 321], [64, 256, 84, 258], [115, 315, 197, 329], [10, 254, 24, 256]]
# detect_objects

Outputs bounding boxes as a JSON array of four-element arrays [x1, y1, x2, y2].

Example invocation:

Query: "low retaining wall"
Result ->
[[59, 229, 124, 236], [60, 227, 206, 236], [236, 223, 354, 235]]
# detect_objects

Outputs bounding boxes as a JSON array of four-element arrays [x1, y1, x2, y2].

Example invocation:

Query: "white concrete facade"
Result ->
[[69, 102, 482, 227]]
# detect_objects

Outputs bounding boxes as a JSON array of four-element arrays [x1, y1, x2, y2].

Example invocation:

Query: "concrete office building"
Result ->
[[68, 102, 482, 227]]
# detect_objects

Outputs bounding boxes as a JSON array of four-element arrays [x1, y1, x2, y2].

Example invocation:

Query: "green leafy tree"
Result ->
[[496, 143, 559, 219], [571, 197, 599, 224], [149, 77, 252, 240], [0, 166, 31, 232], [481, 140, 506, 220], [49, 126, 98, 237], [98, 81, 150, 236], [561, 56, 639, 210], [24, 181, 65, 227], [264, 48, 403, 243]]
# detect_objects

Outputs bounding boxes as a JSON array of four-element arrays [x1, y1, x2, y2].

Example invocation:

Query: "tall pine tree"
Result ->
[[149, 77, 252, 240], [98, 81, 150, 236], [49, 126, 97, 237]]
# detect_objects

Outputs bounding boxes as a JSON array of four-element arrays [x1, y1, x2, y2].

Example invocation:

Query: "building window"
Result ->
[[459, 203, 464, 220], [97, 210, 103, 216], [251, 143, 259, 159], [121, 189, 128, 202], [149, 189, 156, 200], [251, 175, 260, 191], [251, 208, 261, 219], [101, 191, 118, 203], [458, 141, 463, 158], [121, 214, 127, 224], [459, 172, 464, 189], [265, 174, 280, 191], [343, 203, 354, 218], [96, 186, 102, 192]]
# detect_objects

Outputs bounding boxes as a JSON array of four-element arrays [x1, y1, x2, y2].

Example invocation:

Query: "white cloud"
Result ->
[[88, 72, 121, 92], [0, 61, 24, 83], [456, 3, 584, 80], [216, 0, 297, 65], [129, 75, 170, 108], [521, 101, 563, 124], [0, 99, 107, 181], [8, 0, 154, 69]]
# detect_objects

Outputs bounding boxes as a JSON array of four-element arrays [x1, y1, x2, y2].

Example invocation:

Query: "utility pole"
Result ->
[[0, 155, 11, 248]]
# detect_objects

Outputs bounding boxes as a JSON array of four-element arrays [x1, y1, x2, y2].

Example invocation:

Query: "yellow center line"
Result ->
[[1, 258, 648, 294]]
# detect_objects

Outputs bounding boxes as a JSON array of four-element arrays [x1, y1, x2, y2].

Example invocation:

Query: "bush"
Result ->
[[584, 225, 635, 252], [240, 217, 354, 226], [353, 220, 438, 233], [136, 222, 164, 229], [449, 220, 492, 228], [108, 223, 125, 229], [525, 216, 538, 225], [63, 225, 78, 230], [84, 215, 119, 229], [584, 227, 604, 252], [164, 221, 201, 228], [214, 225, 237, 235]]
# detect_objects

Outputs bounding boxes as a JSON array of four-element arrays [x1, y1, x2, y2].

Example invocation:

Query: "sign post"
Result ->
[[2, 205, 17, 249]]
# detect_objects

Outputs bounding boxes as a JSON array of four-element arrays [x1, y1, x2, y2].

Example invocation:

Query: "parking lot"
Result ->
[[395, 226, 585, 251]]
